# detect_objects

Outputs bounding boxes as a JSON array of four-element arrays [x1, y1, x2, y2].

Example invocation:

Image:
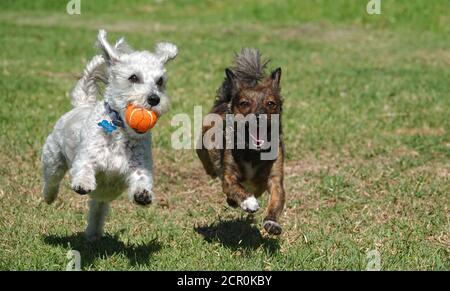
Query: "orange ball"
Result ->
[[125, 104, 158, 133]]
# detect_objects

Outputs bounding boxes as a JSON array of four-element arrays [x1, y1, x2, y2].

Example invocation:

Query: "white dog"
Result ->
[[41, 30, 177, 241]]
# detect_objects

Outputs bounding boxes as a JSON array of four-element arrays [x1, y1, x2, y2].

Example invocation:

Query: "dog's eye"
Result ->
[[128, 74, 140, 83], [156, 77, 164, 87], [239, 100, 250, 107], [267, 101, 277, 108]]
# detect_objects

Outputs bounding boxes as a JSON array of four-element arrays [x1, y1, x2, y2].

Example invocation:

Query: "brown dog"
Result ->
[[197, 49, 285, 235]]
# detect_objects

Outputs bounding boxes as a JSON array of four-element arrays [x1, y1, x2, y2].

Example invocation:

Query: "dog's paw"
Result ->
[[43, 195, 56, 205], [263, 220, 282, 236], [226, 197, 239, 208], [133, 189, 153, 206], [85, 231, 103, 242], [72, 185, 92, 195], [71, 178, 96, 195], [240, 196, 260, 213], [43, 189, 57, 204]]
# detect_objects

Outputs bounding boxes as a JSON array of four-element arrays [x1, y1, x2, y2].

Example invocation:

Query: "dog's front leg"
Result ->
[[263, 149, 285, 235], [127, 167, 154, 206], [70, 154, 97, 195], [127, 142, 154, 206], [222, 150, 260, 213]]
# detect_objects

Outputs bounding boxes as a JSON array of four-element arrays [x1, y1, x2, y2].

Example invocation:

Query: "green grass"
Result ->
[[0, 0, 449, 270]]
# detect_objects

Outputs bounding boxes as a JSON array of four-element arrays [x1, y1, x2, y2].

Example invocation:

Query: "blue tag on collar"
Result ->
[[104, 102, 125, 128], [98, 120, 117, 134]]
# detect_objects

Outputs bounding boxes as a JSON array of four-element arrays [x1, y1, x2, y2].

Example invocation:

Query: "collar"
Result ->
[[104, 102, 124, 128]]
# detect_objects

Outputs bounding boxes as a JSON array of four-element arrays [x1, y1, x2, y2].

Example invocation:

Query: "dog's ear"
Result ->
[[270, 67, 282, 88], [97, 29, 120, 65], [226, 68, 243, 93], [225, 68, 235, 82], [224, 68, 243, 103], [155, 42, 178, 64], [114, 37, 134, 55]]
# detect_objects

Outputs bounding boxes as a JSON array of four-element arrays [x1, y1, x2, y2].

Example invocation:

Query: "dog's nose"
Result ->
[[147, 94, 160, 106]]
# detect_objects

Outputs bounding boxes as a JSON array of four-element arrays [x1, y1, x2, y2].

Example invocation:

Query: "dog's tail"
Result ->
[[232, 48, 269, 85], [70, 55, 107, 107]]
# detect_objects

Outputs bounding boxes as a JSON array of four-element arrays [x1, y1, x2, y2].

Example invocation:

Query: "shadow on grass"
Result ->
[[43, 232, 161, 269], [194, 216, 280, 254]]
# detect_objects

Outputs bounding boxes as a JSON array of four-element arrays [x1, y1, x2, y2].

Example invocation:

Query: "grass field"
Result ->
[[0, 0, 449, 270]]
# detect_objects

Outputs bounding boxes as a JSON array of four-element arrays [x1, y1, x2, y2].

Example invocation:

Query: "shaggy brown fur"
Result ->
[[197, 49, 286, 235]]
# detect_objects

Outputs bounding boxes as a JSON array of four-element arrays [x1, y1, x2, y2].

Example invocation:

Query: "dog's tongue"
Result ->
[[249, 129, 264, 148]]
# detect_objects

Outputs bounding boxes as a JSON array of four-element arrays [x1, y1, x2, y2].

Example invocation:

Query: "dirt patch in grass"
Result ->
[[411, 48, 450, 67], [394, 126, 446, 137], [278, 24, 357, 42], [0, 12, 177, 34], [38, 70, 79, 80], [427, 231, 450, 252]]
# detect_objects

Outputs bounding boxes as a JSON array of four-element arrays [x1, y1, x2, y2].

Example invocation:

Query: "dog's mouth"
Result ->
[[122, 103, 160, 135], [230, 120, 270, 151], [249, 131, 265, 150], [247, 125, 270, 151], [133, 129, 147, 134]]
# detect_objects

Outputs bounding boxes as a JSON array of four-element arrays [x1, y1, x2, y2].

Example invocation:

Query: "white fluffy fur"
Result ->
[[42, 30, 178, 241], [240, 196, 260, 213]]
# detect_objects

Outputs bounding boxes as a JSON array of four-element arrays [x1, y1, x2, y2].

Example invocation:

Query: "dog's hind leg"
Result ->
[[85, 199, 109, 242], [42, 135, 67, 204]]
